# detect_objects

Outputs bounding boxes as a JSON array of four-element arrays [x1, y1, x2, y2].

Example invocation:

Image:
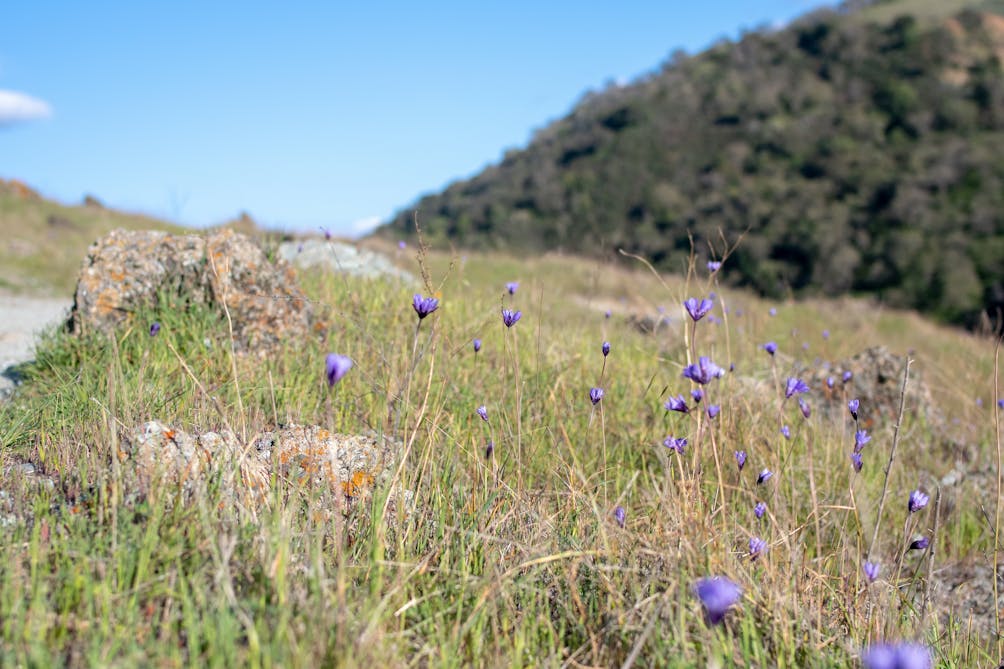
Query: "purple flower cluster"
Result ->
[[412, 294, 439, 319], [325, 354, 353, 386], [684, 297, 714, 322], [683, 357, 724, 385], [663, 436, 687, 454], [589, 387, 604, 405], [693, 577, 742, 625], [861, 642, 931, 669], [784, 377, 809, 399], [501, 308, 522, 328], [664, 395, 689, 414]]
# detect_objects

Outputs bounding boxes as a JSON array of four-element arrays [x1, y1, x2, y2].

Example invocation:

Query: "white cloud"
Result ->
[[350, 215, 382, 235], [0, 89, 52, 126]]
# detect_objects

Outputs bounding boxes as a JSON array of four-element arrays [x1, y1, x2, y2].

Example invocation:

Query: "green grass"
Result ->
[[0, 182, 190, 295], [0, 243, 1001, 666]]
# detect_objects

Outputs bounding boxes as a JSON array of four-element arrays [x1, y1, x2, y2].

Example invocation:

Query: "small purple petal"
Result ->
[[325, 353, 353, 387]]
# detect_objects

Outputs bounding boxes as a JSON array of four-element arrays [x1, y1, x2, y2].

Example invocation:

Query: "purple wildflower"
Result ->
[[602, 341, 611, 357], [754, 501, 767, 519], [749, 537, 767, 561], [707, 260, 722, 272], [501, 308, 522, 328], [707, 404, 720, 419], [476, 405, 488, 422], [781, 425, 791, 440], [826, 376, 835, 389], [843, 370, 853, 383], [854, 430, 871, 453], [735, 450, 747, 471], [320, 226, 332, 240], [613, 505, 626, 528], [604, 309, 611, 319], [485, 440, 494, 458], [851, 452, 863, 472], [473, 338, 482, 353], [691, 388, 704, 403], [861, 642, 931, 669], [663, 436, 687, 454], [756, 468, 773, 485], [693, 577, 742, 626], [398, 240, 406, 249], [149, 321, 161, 337], [683, 356, 724, 385], [909, 536, 930, 551], [589, 387, 604, 405], [908, 490, 929, 514], [664, 395, 689, 414], [848, 398, 860, 420], [684, 297, 714, 322], [863, 561, 880, 582], [506, 281, 519, 296], [769, 307, 777, 316], [998, 398, 1004, 409], [324, 353, 353, 387], [784, 377, 810, 399], [798, 397, 811, 418], [412, 294, 439, 319], [822, 329, 830, 340], [763, 341, 777, 356]]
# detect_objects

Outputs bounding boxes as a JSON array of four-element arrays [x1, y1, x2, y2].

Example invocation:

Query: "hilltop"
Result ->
[[0, 179, 191, 295], [379, 0, 1004, 330]]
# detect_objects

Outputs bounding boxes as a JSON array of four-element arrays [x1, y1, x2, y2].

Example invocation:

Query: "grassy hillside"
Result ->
[[379, 1, 1004, 330], [1, 242, 1000, 665], [0, 179, 189, 295]]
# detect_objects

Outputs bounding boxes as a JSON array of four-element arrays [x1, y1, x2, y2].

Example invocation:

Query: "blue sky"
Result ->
[[0, 1, 825, 236]]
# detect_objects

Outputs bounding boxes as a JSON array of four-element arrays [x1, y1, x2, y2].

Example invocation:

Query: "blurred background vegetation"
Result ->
[[380, 0, 1004, 330]]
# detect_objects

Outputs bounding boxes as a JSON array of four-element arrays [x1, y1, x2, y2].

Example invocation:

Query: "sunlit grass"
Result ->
[[0, 243, 1000, 666]]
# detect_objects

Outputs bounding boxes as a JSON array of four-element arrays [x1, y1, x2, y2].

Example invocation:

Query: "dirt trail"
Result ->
[[0, 295, 72, 398]]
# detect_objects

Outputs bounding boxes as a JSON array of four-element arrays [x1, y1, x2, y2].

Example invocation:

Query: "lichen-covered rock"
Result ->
[[277, 239, 415, 283], [69, 228, 313, 352], [118, 421, 400, 506], [803, 346, 939, 429]]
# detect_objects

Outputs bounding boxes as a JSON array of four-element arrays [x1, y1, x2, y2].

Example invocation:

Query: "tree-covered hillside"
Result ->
[[380, 3, 1004, 328]]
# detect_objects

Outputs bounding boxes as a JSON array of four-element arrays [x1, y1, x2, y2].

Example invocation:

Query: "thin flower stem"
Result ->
[[993, 334, 1003, 657], [867, 357, 912, 562]]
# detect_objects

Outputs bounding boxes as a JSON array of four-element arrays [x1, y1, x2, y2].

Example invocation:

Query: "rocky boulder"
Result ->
[[120, 421, 401, 507], [277, 239, 415, 283], [69, 228, 314, 352], [803, 346, 939, 429]]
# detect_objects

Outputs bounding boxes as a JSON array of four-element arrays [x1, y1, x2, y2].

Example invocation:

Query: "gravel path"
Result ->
[[0, 295, 72, 398]]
